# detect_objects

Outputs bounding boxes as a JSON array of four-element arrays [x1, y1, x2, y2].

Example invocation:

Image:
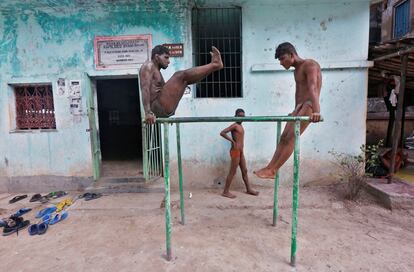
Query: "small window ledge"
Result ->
[[9, 129, 58, 134], [251, 60, 373, 72]]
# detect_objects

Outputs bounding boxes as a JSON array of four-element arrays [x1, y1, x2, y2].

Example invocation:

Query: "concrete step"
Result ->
[[84, 176, 164, 194]]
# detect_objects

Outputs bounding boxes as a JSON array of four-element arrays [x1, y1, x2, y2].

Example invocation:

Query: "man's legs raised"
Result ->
[[156, 46, 223, 114]]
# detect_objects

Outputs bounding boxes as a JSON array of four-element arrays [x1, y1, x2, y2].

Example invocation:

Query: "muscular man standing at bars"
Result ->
[[139, 45, 223, 124], [254, 42, 322, 179]]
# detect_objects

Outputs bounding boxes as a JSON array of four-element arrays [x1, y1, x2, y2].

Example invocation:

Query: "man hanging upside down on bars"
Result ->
[[254, 42, 322, 179], [139, 45, 223, 124]]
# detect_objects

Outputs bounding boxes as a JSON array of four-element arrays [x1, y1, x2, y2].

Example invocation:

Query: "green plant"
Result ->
[[361, 139, 384, 175], [329, 150, 365, 200]]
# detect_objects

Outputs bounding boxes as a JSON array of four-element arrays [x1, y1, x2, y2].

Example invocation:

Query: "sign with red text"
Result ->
[[163, 43, 184, 57]]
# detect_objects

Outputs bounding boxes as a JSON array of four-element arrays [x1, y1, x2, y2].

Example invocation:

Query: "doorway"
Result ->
[[96, 78, 142, 177]]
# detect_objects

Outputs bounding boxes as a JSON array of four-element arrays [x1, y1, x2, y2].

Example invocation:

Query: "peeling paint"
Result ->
[[0, 0, 371, 187]]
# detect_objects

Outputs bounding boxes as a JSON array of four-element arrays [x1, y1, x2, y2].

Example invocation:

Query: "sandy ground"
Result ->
[[1, 183, 413, 272]]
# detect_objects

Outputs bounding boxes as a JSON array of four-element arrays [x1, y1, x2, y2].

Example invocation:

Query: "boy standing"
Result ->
[[220, 109, 259, 198]]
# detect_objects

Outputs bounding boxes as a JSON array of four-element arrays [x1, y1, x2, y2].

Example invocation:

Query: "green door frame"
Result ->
[[84, 73, 101, 180]]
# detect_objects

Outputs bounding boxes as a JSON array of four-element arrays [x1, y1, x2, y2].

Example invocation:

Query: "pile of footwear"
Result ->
[[1, 191, 70, 237], [2, 191, 102, 237]]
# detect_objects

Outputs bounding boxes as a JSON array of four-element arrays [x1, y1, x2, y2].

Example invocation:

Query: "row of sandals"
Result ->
[[1, 192, 102, 236]]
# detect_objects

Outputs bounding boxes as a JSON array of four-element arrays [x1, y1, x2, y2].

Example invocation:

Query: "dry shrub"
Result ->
[[329, 150, 366, 200]]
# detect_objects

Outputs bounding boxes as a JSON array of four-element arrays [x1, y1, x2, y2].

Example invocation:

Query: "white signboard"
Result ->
[[94, 35, 152, 70]]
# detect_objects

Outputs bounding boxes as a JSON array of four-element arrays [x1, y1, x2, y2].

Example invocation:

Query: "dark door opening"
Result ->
[[97, 78, 142, 177]]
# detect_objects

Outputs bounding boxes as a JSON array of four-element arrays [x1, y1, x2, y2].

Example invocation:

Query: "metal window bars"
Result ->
[[15, 85, 56, 129], [192, 7, 242, 98]]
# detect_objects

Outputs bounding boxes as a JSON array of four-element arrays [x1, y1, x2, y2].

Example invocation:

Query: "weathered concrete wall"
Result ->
[[171, 0, 371, 187], [0, 0, 371, 191], [0, 0, 190, 191]]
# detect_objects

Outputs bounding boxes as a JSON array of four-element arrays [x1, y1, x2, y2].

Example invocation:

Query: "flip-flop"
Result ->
[[39, 196, 49, 203], [35, 206, 57, 218], [28, 214, 51, 236], [28, 224, 39, 235], [49, 211, 68, 225], [37, 222, 48, 235], [56, 198, 72, 212], [30, 194, 42, 202], [84, 193, 102, 201], [9, 195, 27, 204], [41, 214, 52, 224], [13, 208, 32, 217], [45, 191, 67, 199], [79, 192, 92, 199]]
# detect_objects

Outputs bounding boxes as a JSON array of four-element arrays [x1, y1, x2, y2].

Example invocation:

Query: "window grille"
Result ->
[[15, 85, 56, 129], [192, 7, 242, 98]]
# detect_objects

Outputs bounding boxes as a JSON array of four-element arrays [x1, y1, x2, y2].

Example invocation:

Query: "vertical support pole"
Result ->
[[143, 123, 149, 181], [176, 123, 185, 225], [290, 121, 301, 267], [389, 54, 408, 183], [272, 121, 282, 226], [163, 123, 172, 261]]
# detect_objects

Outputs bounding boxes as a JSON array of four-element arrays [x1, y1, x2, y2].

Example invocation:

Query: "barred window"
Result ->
[[192, 7, 242, 98], [15, 85, 56, 129]]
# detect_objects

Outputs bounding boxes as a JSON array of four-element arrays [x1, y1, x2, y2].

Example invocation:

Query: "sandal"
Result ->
[[9, 195, 27, 204], [13, 208, 32, 217], [49, 211, 68, 225], [85, 193, 102, 201], [35, 206, 57, 218], [56, 199, 72, 212], [30, 194, 42, 202], [2, 216, 30, 236]]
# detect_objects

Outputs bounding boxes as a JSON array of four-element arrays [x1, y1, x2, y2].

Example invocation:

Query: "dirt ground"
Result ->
[[1, 182, 413, 272]]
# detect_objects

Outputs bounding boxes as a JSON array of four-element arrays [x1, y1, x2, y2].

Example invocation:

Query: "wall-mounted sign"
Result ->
[[94, 35, 152, 70], [163, 43, 184, 57]]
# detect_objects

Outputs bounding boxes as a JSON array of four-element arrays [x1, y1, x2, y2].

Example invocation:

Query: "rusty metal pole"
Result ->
[[389, 54, 408, 183]]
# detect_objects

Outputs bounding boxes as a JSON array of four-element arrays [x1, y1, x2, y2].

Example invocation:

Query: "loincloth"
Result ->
[[151, 99, 175, 118], [230, 149, 241, 158], [292, 100, 313, 115]]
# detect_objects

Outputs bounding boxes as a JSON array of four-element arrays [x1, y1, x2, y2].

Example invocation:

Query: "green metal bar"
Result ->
[[272, 121, 282, 226], [154, 124, 160, 176], [291, 121, 301, 267], [163, 123, 172, 261], [157, 116, 313, 124], [176, 123, 185, 225], [149, 124, 155, 178], [143, 124, 149, 181]]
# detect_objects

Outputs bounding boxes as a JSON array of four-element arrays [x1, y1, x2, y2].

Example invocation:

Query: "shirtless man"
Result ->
[[220, 109, 259, 198], [139, 45, 223, 124], [254, 42, 322, 179]]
